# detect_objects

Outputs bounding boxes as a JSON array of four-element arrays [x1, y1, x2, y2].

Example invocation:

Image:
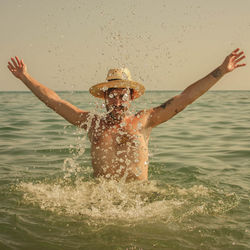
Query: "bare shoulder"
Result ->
[[133, 109, 152, 129], [81, 112, 100, 131]]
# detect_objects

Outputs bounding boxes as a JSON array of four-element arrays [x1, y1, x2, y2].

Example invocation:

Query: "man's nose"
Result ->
[[113, 97, 121, 106], [117, 99, 122, 105]]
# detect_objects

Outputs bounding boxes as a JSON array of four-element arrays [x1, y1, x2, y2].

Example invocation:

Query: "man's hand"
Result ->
[[220, 48, 246, 74], [7, 56, 27, 79]]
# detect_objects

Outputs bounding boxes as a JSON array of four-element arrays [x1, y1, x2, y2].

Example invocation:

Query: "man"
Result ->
[[7, 48, 246, 181]]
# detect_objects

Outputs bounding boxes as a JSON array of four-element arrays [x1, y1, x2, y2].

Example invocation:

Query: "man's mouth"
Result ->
[[113, 106, 124, 111]]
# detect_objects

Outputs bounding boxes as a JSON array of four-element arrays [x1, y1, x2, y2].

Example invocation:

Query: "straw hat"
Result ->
[[89, 68, 145, 99]]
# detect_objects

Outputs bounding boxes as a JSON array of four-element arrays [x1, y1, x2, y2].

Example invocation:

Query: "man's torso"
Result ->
[[87, 112, 151, 181]]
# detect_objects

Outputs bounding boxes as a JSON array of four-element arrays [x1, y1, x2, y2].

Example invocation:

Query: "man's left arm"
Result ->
[[145, 48, 246, 128]]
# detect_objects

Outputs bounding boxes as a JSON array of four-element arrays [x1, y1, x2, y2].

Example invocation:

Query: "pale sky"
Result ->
[[1, 0, 250, 91]]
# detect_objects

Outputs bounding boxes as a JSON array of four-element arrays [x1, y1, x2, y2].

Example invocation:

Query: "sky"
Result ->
[[1, 0, 250, 91]]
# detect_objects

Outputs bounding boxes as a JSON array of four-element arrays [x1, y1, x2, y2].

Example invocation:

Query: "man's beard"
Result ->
[[107, 106, 128, 121], [107, 104, 126, 112]]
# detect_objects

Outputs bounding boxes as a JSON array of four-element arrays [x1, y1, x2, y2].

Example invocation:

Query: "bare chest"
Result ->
[[90, 122, 143, 149]]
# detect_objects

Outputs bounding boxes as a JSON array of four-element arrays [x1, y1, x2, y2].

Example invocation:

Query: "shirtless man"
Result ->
[[7, 48, 246, 181]]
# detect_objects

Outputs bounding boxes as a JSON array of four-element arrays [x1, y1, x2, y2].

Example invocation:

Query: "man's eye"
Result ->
[[122, 94, 129, 101]]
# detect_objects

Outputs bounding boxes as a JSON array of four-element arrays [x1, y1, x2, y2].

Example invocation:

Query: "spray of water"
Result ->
[[17, 178, 239, 226]]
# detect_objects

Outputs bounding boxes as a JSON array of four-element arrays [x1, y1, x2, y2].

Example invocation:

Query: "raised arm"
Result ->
[[7, 56, 90, 129], [146, 48, 246, 128]]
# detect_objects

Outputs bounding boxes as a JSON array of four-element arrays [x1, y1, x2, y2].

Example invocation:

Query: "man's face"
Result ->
[[104, 88, 132, 113]]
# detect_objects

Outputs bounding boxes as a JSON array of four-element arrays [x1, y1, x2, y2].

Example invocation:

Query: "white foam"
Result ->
[[17, 178, 239, 225]]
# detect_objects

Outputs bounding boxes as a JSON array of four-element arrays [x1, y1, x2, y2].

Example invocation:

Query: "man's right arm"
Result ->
[[8, 56, 90, 129]]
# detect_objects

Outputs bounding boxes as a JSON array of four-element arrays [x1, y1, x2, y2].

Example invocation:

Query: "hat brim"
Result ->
[[89, 80, 145, 99]]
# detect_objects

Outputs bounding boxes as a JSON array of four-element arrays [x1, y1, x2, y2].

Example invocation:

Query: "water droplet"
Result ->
[[122, 93, 129, 101], [116, 137, 121, 144]]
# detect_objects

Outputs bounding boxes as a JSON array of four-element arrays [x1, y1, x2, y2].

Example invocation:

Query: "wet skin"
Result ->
[[87, 89, 151, 181]]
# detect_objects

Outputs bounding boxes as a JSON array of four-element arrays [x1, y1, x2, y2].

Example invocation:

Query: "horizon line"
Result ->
[[1, 89, 250, 93]]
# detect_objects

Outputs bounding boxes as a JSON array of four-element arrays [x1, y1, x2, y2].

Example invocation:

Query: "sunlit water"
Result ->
[[0, 91, 250, 249]]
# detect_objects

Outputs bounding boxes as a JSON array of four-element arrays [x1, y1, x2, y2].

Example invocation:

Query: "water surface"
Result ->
[[0, 91, 249, 249]]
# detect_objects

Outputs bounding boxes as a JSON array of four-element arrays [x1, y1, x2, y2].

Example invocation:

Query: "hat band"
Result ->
[[108, 79, 122, 81]]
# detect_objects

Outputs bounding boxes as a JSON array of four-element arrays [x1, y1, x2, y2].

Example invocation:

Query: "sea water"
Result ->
[[0, 91, 249, 249]]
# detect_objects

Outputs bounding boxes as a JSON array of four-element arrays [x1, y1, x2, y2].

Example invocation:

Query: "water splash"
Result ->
[[62, 126, 87, 179], [17, 179, 239, 225]]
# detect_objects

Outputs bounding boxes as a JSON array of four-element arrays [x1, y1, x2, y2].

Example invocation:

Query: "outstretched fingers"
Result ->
[[230, 48, 244, 58], [235, 63, 246, 68], [7, 65, 14, 72], [7, 62, 17, 74], [232, 51, 244, 61], [15, 56, 22, 67], [7, 56, 26, 76], [235, 55, 246, 63], [11, 57, 18, 68], [224, 48, 246, 72], [231, 48, 240, 55], [8, 61, 14, 70], [232, 49, 246, 69], [9, 56, 24, 68]]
